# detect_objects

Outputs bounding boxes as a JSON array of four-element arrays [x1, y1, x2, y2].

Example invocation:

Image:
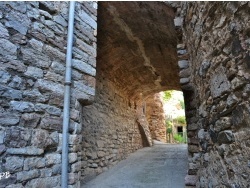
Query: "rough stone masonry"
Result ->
[[0, 1, 250, 188]]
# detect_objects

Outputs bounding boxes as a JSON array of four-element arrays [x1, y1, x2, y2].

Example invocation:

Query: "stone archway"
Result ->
[[81, 1, 186, 183]]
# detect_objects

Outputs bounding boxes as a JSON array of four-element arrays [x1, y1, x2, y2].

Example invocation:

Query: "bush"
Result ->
[[174, 116, 186, 125], [173, 134, 185, 143]]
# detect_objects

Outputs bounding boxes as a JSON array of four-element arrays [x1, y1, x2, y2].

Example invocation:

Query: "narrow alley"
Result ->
[[82, 142, 187, 188]]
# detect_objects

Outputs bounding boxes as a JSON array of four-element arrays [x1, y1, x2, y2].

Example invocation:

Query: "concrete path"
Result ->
[[82, 141, 188, 188]]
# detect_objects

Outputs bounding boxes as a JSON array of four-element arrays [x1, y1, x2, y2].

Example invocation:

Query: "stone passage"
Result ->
[[82, 142, 188, 188], [1, 1, 250, 187]]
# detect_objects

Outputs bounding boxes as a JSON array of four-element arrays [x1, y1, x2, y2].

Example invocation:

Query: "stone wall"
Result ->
[[146, 93, 166, 142], [0, 2, 97, 187], [80, 65, 150, 183], [179, 2, 250, 187]]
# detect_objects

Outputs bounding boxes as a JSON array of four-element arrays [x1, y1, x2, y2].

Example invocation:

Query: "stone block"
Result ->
[[43, 45, 65, 61], [45, 153, 61, 165], [0, 22, 9, 38], [188, 145, 199, 153], [40, 168, 52, 177], [29, 38, 43, 52], [72, 59, 96, 76], [0, 144, 6, 155], [71, 161, 81, 172], [35, 79, 64, 96], [8, 75, 23, 89], [23, 157, 46, 170], [52, 164, 61, 175], [19, 113, 40, 128], [69, 153, 78, 164], [0, 70, 11, 84], [31, 129, 56, 149], [68, 173, 79, 185], [24, 66, 43, 79], [0, 39, 17, 59], [178, 60, 189, 69], [25, 176, 60, 188], [210, 66, 230, 98], [180, 78, 190, 84], [35, 103, 62, 116], [5, 156, 24, 172], [7, 147, 44, 155], [217, 130, 234, 144], [69, 135, 82, 145], [0, 112, 20, 126], [0, 85, 22, 100], [4, 127, 31, 147], [16, 169, 40, 182], [6, 183, 24, 188], [40, 116, 63, 132], [187, 123, 198, 131], [10, 101, 34, 112], [185, 175, 198, 186]]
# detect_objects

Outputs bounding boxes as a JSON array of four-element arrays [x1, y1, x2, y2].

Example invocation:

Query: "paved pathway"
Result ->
[[82, 142, 188, 188]]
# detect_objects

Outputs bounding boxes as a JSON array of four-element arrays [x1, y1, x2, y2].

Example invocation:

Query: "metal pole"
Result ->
[[62, 1, 75, 188]]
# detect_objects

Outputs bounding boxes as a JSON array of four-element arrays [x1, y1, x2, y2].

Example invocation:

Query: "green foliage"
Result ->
[[179, 100, 185, 109], [163, 90, 174, 102], [166, 127, 172, 134], [173, 134, 185, 143], [165, 120, 173, 127], [173, 116, 186, 125]]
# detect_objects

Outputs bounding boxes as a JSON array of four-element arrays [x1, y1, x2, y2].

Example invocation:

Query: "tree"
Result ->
[[163, 90, 174, 102]]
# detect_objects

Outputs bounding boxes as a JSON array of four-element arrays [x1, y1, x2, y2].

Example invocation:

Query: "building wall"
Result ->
[[179, 2, 250, 187], [0, 2, 97, 187], [146, 93, 166, 142], [80, 68, 148, 182]]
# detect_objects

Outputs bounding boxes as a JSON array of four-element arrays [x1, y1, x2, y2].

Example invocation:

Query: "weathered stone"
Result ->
[[25, 176, 60, 188], [6, 183, 24, 188], [52, 164, 61, 175], [72, 59, 96, 77], [0, 70, 11, 84], [8, 75, 23, 89], [185, 175, 198, 186], [214, 117, 231, 132], [178, 60, 189, 69], [71, 161, 81, 172], [17, 169, 40, 182], [7, 147, 44, 155], [0, 144, 6, 155], [0, 39, 17, 59], [5, 156, 24, 172], [187, 123, 198, 131], [31, 129, 56, 149], [24, 66, 44, 79], [210, 66, 230, 98], [35, 103, 61, 116], [43, 45, 65, 61], [217, 130, 234, 144], [0, 22, 9, 38], [4, 127, 31, 148], [45, 153, 61, 165], [29, 38, 43, 52], [23, 89, 47, 103], [40, 116, 63, 132], [19, 113, 40, 128], [231, 77, 245, 90], [23, 157, 46, 170], [180, 78, 190, 84], [0, 112, 20, 126], [0, 85, 22, 100], [179, 68, 190, 78], [35, 79, 64, 96], [5, 9, 30, 35], [69, 153, 78, 164], [188, 145, 199, 153], [199, 60, 210, 77], [10, 101, 34, 112], [21, 48, 51, 68]]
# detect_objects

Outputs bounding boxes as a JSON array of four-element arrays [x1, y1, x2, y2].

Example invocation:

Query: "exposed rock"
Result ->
[[217, 130, 234, 144]]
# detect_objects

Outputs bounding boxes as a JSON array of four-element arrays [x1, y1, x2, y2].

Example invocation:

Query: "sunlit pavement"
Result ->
[[82, 141, 188, 188]]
